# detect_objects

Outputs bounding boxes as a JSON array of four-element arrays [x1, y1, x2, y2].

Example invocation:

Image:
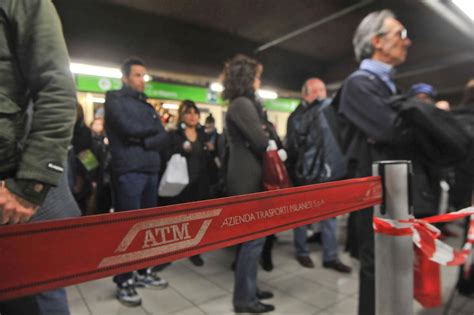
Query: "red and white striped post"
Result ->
[[373, 160, 414, 315]]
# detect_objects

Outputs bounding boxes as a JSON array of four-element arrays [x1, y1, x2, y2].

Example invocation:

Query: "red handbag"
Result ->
[[414, 246, 442, 308], [262, 150, 291, 191]]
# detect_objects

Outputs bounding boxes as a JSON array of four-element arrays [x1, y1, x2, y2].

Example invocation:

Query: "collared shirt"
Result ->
[[360, 59, 396, 94]]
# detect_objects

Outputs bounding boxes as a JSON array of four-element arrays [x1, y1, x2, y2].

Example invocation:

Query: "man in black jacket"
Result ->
[[105, 58, 168, 307], [286, 78, 351, 274], [338, 10, 411, 315]]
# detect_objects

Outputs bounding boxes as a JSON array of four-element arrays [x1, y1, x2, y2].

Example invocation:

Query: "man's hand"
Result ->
[[0, 182, 38, 225]]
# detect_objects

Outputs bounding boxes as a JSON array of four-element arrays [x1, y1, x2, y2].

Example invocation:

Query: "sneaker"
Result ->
[[323, 259, 352, 273], [296, 255, 315, 268], [134, 270, 169, 290], [116, 279, 142, 307]]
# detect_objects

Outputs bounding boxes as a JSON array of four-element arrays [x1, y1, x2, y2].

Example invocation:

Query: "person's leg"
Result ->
[[133, 173, 168, 289], [175, 181, 206, 267], [112, 172, 146, 306], [320, 218, 351, 273], [294, 226, 310, 257], [356, 208, 375, 315], [260, 235, 275, 271], [321, 218, 338, 263], [233, 238, 265, 308], [140, 172, 159, 209], [294, 226, 315, 268], [36, 288, 70, 315], [0, 295, 41, 315]]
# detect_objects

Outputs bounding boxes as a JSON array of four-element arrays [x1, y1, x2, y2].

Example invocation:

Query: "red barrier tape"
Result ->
[[373, 207, 474, 267], [0, 176, 381, 301]]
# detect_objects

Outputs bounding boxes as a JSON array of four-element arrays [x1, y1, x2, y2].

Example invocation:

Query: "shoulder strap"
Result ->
[[294, 104, 325, 184]]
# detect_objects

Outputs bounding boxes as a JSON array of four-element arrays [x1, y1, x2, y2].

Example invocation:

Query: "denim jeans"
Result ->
[[112, 172, 159, 285], [294, 218, 338, 262], [36, 288, 70, 315], [233, 237, 265, 308]]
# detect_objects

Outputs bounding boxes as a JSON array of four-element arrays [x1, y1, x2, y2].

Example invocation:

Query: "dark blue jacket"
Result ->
[[286, 98, 346, 185], [338, 69, 439, 215], [104, 85, 166, 175]]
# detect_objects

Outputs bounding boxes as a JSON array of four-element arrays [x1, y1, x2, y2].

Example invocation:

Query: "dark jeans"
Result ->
[[1, 164, 78, 315], [112, 172, 159, 285], [0, 295, 41, 315], [233, 238, 265, 308], [36, 289, 70, 315]]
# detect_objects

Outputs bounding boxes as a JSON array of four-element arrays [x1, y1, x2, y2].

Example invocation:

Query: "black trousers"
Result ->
[[0, 295, 41, 315], [355, 207, 375, 315]]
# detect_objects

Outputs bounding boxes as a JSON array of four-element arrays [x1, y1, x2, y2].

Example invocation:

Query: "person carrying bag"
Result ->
[[158, 153, 189, 197]]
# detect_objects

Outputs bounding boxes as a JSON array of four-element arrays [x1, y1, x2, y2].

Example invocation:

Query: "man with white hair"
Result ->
[[337, 10, 411, 315]]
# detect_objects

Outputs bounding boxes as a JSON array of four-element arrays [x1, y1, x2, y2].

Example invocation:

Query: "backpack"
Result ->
[[390, 96, 473, 167], [293, 99, 348, 185]]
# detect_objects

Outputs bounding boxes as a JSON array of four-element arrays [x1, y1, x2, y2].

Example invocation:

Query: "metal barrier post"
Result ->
[[373, 160, 414, 315]]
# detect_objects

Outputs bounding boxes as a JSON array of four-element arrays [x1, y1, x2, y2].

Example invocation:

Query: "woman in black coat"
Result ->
[[161, 100, 213, 266], [222, 54, 274, 313]]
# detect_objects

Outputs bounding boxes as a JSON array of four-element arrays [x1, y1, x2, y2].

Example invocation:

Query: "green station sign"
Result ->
[[145, 81, 208, 103], [74, 74, 299, 113], [263, 98, 299, 113]]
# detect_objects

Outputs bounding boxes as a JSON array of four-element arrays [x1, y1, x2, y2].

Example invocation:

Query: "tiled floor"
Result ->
[[67, 222, 473, 315]]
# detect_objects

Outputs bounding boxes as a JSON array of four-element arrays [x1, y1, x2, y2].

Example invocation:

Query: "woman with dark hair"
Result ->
[[161, 100, 213, 266], [222, 54, 275, 313]]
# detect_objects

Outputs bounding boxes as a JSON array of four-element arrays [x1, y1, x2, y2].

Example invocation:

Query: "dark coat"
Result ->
[[338, 70, 409, 178], [338, 68, 407, 315], [225, 96, 268, 196], [160, 125, 213, 203], [451, 104, 474, 208], [338, 70, 439, 216], [286, 98, 346, 185], [104, 86, 166, 175], [0, 0, 76, 205]]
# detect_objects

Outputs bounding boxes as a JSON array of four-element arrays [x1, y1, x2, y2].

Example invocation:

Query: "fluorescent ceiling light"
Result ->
[[162, 103, 179, 110], [91, 97, 105, 103], [257, 89, 278, 100], [70, 63, 122, 78], [210, 82, 224, 92], [453, 0, 474, 20]]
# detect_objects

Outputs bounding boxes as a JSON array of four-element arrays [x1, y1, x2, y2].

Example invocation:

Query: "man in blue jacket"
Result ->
[[286, 78, 351, 273], [105, 58, 168, 307], [338, 10, 411, 315]]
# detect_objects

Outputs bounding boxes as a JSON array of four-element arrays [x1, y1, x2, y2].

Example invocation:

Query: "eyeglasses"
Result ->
[[378, 28, 408, 40]]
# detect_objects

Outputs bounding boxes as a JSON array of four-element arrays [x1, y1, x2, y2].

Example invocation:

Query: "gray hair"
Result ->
[[353, 10, 395, 62]]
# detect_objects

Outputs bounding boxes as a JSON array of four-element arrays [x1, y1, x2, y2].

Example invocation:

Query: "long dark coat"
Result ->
[[225, 96, 268, 196]]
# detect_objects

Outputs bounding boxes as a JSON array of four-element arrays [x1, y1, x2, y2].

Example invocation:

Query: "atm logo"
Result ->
[[98, 209, 222, 268]]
